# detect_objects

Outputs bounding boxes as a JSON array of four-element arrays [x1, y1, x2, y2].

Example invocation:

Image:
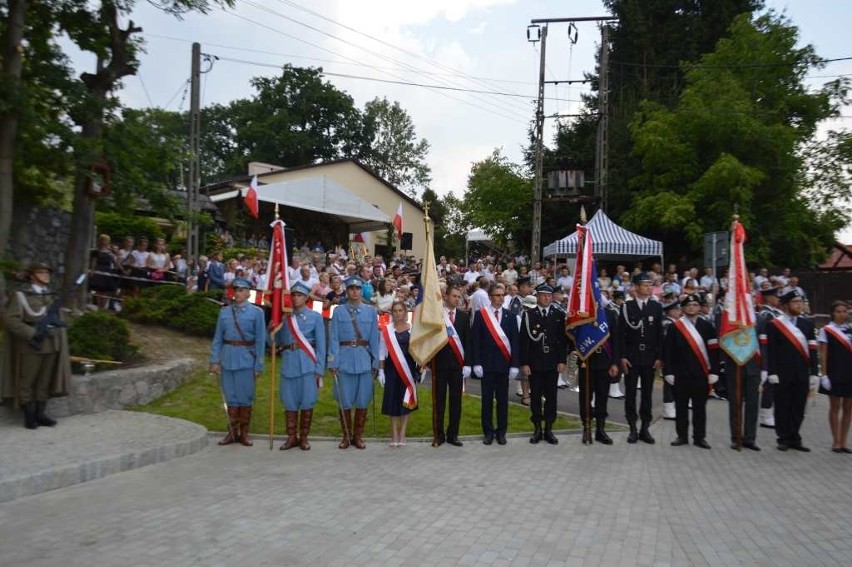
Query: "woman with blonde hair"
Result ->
[[378, 300, 419, 446]]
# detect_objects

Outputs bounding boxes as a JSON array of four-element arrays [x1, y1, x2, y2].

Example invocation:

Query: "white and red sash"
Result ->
[[444, 310, 465, 365], [286, 312, 317, 364], [674, 318, 710, 375], [382, 325, 417, 409], [824, 324, 852, 353], [480, 307, 511, 362], [772, 317, 809, 361]]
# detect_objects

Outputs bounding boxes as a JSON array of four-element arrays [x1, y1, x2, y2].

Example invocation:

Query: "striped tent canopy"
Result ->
[[543, 209, 663, 260]]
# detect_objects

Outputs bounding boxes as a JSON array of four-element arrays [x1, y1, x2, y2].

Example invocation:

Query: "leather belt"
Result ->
[[638, 344, 647, 351], [339, 340, 369, 347], [224, 340, 253, 346]]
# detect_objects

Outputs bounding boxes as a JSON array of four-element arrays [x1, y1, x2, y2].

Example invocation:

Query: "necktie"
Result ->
[[449, 310, 455, 324], [494, 309, 500, 322]]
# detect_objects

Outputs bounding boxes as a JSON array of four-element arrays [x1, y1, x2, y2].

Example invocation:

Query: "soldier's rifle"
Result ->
[[29, 274, 86, 350]]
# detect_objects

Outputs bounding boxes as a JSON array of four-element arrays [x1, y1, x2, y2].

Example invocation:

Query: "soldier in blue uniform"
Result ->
[[329, 276, 380, 449], [275, 281, 326, 451], [209, 277, 267, 446]]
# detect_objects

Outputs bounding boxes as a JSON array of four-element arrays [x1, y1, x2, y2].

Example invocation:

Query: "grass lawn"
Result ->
[[135, 364, 581, 438]]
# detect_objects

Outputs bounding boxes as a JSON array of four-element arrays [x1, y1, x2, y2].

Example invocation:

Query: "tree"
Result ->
[[361, 97, 431, 198], [421, 188, 467, 259], [463, 149, 533, 249], [625, 12, 848, 267]]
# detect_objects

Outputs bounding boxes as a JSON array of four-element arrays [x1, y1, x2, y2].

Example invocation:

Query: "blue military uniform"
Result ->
[[328, 277, 380, 448], [275, 281, 326, 450], [209, 278, 266, 446]]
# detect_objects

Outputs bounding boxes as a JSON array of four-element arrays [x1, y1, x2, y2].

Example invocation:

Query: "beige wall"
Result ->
[[256, 161, 426, 259]]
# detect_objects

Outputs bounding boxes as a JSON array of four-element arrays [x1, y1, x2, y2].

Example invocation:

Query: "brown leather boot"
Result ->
[[279, 411, 299, 450], [299, 409, 313, 450], [353, 408, 367, 449], [338, 409, 351, 449], [218, 406, 240, 445], [239, 406, 254, 446]]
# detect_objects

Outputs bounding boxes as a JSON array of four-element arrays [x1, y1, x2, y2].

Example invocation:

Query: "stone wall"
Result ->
[[6, 205, 76, 275], [46, 358, 197, 417]]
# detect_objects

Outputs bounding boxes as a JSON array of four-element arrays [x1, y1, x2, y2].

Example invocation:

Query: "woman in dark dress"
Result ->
[[818, 300, 852, 453], [89, 234, 119, 310], [378, 300, 418, 447]]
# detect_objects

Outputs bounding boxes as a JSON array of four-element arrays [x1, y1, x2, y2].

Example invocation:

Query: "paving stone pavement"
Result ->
[[1, 395, 851, 567]]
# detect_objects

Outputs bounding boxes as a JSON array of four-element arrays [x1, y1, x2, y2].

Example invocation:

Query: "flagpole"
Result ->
[[268, 203, 280, 451], [735, 365, 743, 451], [583, 363, 593, 445]]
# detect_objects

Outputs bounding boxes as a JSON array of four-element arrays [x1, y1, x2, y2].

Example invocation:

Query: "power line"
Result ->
[[611, 56, 852, 70]]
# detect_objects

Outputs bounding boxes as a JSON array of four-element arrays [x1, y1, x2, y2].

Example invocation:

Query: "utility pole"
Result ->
[[595, 25, 610, 212], [528, 16, 616, 265], [187, 42, 201, 263]]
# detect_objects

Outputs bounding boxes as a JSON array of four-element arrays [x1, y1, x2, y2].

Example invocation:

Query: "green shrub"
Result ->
[[95, 212, 164, 244], [68, 312, 139, 362], [121, 286, 222, 336]]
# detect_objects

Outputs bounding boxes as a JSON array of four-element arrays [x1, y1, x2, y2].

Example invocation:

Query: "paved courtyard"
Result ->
[[1, 395, 851, 566]]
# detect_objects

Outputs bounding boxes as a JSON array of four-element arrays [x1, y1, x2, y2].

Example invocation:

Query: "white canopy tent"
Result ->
[[209, 175, 391, 233], [465, 229, 496, 262], [543, 209, 664, 262]]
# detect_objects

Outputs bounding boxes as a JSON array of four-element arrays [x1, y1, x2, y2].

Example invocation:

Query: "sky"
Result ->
[[78, 0, 852, 242]]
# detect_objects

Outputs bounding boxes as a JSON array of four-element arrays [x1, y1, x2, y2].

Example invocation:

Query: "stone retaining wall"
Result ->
[[47, 358, 197, 417]]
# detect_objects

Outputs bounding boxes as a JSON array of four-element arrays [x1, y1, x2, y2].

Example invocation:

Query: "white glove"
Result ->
[[708, 374, 719, 385], [664, 375, 675, 386], [509, 367, 520, 380], [767, 374, 780, 385], [821, 375, 831, 391], [809, 375, 820, 391], [473, 365, 483, 378], [760, 370, 768, 385], [462, 366, 471, 379], [377, 368, 386, 386], [420, 368, 431, 384]]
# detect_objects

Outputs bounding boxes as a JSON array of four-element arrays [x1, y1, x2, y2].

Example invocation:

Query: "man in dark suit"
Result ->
[[618, 273, 664, 444], [766, 289, 820, 452], [663, 294, 720, 448], [520, 283, 568, 444], [433, 282, 470, 447], [471, 283, 520, 445], [573, 304, 621, 445]]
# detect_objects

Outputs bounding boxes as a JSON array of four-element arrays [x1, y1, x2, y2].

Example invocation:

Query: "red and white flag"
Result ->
[[719, 219, 759, 365], [265, 219, 289, 332], [565, 223, 597, 330], [393, 201, 404, 240], [244, 175, 259, 219]]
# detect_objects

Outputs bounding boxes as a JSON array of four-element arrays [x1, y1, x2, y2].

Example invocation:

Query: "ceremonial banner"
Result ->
[[393, 201, 404, 240], [265, 219, 290, 332], [565, 224, 610, 360], [409, 215, 447, 365], [244, 175, 259, 219], [719, 220, 758, 365]]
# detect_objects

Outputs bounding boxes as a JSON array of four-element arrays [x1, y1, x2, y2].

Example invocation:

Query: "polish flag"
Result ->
[[393, 201, 404, 239], [244, 175, 259, 219]]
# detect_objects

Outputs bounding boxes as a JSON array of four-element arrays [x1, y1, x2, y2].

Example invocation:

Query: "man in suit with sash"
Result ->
[[471, 283, 520, 445], [766, 289, 820, 451], [433, 282, 470, 447], [663, 294, 720, 448]]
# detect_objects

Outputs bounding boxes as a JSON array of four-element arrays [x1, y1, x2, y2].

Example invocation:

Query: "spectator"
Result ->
[[146, 238, 173, 282], [598, 268, 612, 291], [89, 234, 119, 310], [374, 278, 398, 314], [310, 272, 332, 303], [207, 252, 225, 291]]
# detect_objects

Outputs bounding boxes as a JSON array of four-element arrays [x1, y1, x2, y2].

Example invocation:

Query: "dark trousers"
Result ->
[[529, 370, 558, 426], [675, 375, 708, 441], [760, 382, 775, 409], [435, 367, 463, 440], [481, 371, 509, 436], [625, 364, 655, 424], [578, 368, 610, 423], [663, 380, 675, 403], [774, 380, 809, 446], [726, 367, 760, 444]]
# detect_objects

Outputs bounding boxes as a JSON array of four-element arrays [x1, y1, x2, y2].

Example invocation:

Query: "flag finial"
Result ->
[[579, 205, 587, 224], [732, 204, 739, 222], [274, 202, 280, 221], [423, 199, 431, 221]]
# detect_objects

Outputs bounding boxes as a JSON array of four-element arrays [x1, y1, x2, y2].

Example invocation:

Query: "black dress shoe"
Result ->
[[530, 428, 542, 444], [447, 438, 463, 447], [841, 448, 852, 454], [496, 434, 507, 445], [742, 442, 761, 451], [693, 439, 711, 449], [671, 437, 689, 446], [595, 429, 613, 445], [777, 443, 789, 451], [832, 447, 843, 454], [543, 430, 558, 445], [627, 425, 638, 444], [791, 444, 811, 452], [639, 428, 655, 444], [483, 434, 493, 445]]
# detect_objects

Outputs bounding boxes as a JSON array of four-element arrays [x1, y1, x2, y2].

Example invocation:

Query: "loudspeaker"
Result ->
[[400, 232, 413, 250]]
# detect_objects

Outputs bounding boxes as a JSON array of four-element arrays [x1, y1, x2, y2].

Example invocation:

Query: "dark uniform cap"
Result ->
[[663, 300, 681, 312], [27, 262, 52, 274], [779, 289, 804, 304], [613, 290, 626, 300], [232, 277, 251, 289], [680, 294, 701, 307], [551, 285, 563, 294], [534, 283, 554, 295], [632, 272, 652, 285], [517, 276, 532, 286], [760, 287, 778, 298]]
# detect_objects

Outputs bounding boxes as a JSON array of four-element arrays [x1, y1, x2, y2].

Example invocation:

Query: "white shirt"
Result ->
[[470, 288, 490, 312], [463, 271, 480, 284], [557, 275, 573, 289], [502, 269, 518, 285]]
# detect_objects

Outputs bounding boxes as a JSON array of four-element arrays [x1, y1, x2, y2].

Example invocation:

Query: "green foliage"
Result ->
[[67, 311, 138, 362], [626, 12, 845, 267], [137, 366, 581, 437], [121, 285, 221, 337], [422, 189, 468, 259], [463, 149, 533, 248], [95, 212, 164, 244]]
